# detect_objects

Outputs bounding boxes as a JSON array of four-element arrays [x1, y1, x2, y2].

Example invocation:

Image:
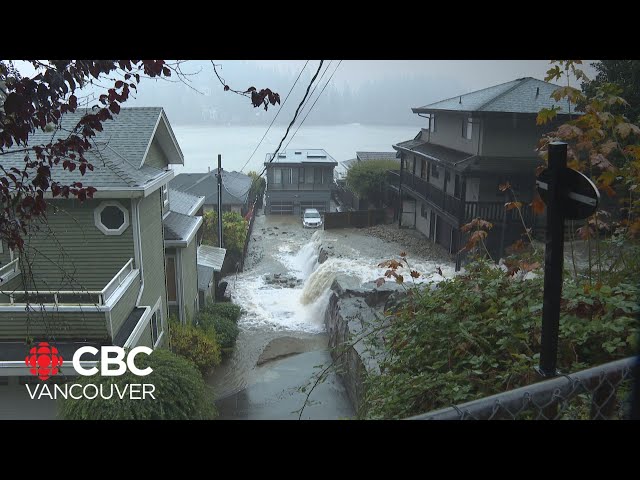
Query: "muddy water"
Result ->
[[207, 211, 455, 419]]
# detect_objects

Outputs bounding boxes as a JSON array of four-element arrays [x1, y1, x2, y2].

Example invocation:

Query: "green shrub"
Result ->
[[360, 258, 639, 420], [202, 301, 242, 323], [59, 349, 216, 420], [197, 311, 239, 350], [169, 320, 221, 375]]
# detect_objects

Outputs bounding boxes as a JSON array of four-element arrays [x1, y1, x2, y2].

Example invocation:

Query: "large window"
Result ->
[[166, 256, 177, 303], [94, 201, 129, 235], [273, 167, 291, 184], [431, 163, 440, 179], [420, 159, 427, 180], [299, 168, 305, 184]]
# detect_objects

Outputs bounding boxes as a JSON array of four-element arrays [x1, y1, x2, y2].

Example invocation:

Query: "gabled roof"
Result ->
[[170, 170, 251, 206], [356, 152, 399, 163], [168, 189, 205, 216], [412, 77, 575, 115], [0, 107, 182, 194], [163, 211, 202, 247]]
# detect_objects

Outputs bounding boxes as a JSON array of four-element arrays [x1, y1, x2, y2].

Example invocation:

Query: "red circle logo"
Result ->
[[25, 342, 64, 381]]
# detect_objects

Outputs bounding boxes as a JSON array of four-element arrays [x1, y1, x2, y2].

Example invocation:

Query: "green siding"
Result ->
[[138, 191, 167, 318], [180, 239, 198, 323], [19, 199, 135, 290], [0, 241, 12, 266], [137, 322, 153, 348], [109, 276, 141, 339], [144, 139, 169, 169], [0, 309, 108, 341]]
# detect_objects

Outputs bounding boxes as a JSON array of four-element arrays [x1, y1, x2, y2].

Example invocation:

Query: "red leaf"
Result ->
[[109, 102, 120, 114], [531, 194, 545, 215]]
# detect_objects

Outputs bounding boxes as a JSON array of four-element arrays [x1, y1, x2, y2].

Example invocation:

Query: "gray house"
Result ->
[[0, 107, 201, 380], [388, 77, 576, 264], [171, 169, 252, 216], [264, 149, 338, 215]]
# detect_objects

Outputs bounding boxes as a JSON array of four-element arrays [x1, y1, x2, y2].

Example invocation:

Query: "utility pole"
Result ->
[[217, 154, 223, 249]]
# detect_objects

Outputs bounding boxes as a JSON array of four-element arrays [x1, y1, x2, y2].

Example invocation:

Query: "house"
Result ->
[[264, 149, 338, 215], [197, 244, 227, 307], [170, 169, 253, 216], [388, 77, 576, 265], [164, 188, 206, 323], [338, 151, 398, 179], [0, 107, 204, 380]]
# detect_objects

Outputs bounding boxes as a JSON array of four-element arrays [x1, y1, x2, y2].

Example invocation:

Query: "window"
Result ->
[[420, 160, 427, 180], [429, 114, 437, 133], [274, 168, 282, 184], [162, 184, 169, 208], [314, 168, 321, 184], [454, 174, 461, 199], [274, 167, 291, 184], [166, 256, 177, 303], [299, 168, 305, 183], [431, 163, 440, 179], [421, 203, 428, 218], [150, 308, 163, 346], [406, 156, 414, 175], [94, 201, 129, 235], [462, 115, 473, 140]]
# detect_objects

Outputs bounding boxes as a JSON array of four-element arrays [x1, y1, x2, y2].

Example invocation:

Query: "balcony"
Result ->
[[387, 170, 534, 226], [0, 259, 140, 341]]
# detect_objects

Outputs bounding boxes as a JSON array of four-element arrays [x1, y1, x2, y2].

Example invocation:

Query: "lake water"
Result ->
[[171, 124, 417, 175]]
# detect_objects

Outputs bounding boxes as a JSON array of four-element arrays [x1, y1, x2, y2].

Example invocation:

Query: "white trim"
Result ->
[[163, 216, 203, 248], [187, 196, 206, 216], [94, 201, 130, 236], [160, 110, 184, 164], [176, 250, 184, 323], [140, 113, 163, 169], [123, 306, 152, 348], [134, 198, 145, 306]]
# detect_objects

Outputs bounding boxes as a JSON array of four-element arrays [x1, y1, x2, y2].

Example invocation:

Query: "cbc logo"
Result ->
[[73, 346, 154, 376]]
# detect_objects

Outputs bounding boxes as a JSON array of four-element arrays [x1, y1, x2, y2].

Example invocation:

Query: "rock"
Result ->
[[257, 336, 327, 365], [318, 248, 329, 264]]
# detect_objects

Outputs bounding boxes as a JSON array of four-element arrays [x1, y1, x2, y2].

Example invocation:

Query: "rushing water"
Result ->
[[207, 212, 455, 418]]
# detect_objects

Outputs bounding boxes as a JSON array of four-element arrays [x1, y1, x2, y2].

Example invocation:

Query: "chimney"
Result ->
[[536, 87, 540, 97]]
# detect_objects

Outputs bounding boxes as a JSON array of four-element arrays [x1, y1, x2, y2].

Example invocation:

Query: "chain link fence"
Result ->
[[409, 357, 637, 420]]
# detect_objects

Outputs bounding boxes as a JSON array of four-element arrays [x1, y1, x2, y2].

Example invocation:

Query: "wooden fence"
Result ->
[[324, 208, 389, 229]]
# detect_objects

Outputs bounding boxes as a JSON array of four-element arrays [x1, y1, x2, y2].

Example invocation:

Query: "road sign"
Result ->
[[536, 167, 600, 220]]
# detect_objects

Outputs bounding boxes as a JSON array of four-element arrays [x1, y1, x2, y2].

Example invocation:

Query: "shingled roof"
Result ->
[[170, 170, 251, 206], [0, 107, 182, 192], [412, 77, 576, 115], [356, 152, 399, 162], [168, 189, 205, 216]]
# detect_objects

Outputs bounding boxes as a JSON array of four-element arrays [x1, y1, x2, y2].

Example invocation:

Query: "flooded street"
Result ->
[[208, 211, 455, 419]]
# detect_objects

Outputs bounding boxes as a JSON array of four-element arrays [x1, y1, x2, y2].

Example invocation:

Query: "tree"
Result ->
[[345, 159, 399, 207], [0, 60, 279, 251], [59, 348, 216, 420], [582, 60, 640, 124], [247, 170, 266, 207], [201, 210, 247, 255]]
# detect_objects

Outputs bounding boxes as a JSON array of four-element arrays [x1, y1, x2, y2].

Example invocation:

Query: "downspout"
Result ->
[[133, 198, 145, 305]]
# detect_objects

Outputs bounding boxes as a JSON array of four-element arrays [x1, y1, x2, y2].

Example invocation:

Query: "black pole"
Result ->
[[217, 154, 223, 249], [537, 142, 567, 378]]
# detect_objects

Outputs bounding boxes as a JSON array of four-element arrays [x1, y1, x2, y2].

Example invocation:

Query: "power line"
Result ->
[[223, 60, 310, 194], [236, 60, 326, 200], [283, 60, 342, 151]]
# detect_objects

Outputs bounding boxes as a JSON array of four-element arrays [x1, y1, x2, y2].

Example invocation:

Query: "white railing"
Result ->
[[0, 258, 19, 280], [100, 258, 134, 304], [0, 258, 134, 307]]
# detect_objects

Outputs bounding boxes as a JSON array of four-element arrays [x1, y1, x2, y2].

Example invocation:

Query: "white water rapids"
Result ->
[[228, 229, 456, 334]]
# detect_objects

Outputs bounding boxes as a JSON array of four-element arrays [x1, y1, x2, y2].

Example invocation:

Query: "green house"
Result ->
[[0, 107, 206, 379]]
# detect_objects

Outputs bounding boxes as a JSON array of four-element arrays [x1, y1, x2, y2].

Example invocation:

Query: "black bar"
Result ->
[[537, 142, 567, 378]]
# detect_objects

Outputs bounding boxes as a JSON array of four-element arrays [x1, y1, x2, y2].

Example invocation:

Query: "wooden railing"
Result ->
[[388, 170, 536, 225], [0, 258, 135, 306]]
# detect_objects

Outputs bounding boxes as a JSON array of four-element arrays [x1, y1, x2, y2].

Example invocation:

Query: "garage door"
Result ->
[[300, 201, 327, 213], [270, 201, 294, 215]]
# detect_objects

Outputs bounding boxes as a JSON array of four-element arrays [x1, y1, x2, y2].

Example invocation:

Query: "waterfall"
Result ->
[[291, 230, 323, 279], [300, 258, 339, 305]]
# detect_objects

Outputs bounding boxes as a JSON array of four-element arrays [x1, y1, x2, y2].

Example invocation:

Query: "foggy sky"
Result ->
[[12, 60, 598, 127]]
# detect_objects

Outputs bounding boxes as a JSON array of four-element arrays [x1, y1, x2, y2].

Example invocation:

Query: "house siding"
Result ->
[[18, 199, 134, 290], [0, 310, 108, 341], [144, 138, 169, 170], [420, 112, 480, 155], [137, 322, 153, 348], [180, 239, 198, 323], [137, 191, 168, 319], [109, 277, 141, 340], [480, 114, 544, 157]]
